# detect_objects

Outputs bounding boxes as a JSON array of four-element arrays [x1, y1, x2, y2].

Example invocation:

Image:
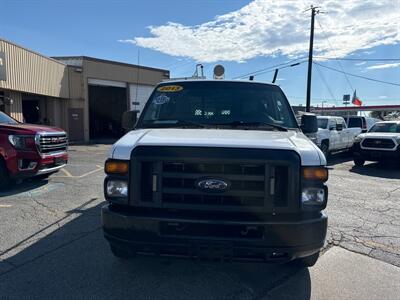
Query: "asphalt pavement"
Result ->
[[0, 145, 399, 299]]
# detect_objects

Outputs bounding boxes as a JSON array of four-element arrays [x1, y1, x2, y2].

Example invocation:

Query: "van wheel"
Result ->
[[320, 142, 329, 159], [110, 245, 135, 259], [294, 252, 320, 268], [0, 159, 10, 191], [354, 158, 365, 167]]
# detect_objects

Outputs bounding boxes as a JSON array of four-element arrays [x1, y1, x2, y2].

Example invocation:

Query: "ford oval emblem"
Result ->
[[196, 178, 230, 193]]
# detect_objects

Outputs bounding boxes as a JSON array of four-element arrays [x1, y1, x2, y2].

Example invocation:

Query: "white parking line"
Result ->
[[53, 166, 103, 179]]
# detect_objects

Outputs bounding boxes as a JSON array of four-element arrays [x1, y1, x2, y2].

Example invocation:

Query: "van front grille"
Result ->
[[130, 147, 300, 213]]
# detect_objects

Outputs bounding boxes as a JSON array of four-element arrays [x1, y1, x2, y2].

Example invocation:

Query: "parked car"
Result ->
[[316, 116, 362, 157], [345, 116, 380, 133], [352, 121, 400, 166], [102, 79, 328, 267], [0, 111, 68, 189]]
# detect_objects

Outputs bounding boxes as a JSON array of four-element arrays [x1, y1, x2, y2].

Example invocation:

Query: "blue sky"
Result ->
[[1, 0, 399, 107]]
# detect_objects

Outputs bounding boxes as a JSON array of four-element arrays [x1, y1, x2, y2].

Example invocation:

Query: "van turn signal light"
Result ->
[[105, 160, 129, 175], [302, 167, 328, 182]]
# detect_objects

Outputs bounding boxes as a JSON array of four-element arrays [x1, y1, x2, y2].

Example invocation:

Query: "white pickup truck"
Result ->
[[316, 116, 362, 157], [352, 121, 400, 166], [102, 79, 328, 267]]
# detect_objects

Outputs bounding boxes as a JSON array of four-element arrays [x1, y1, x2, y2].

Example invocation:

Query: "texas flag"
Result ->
[[352, 90, 362, 106]]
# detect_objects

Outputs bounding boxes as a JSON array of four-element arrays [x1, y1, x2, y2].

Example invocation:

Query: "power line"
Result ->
[[316, 19, 354, 91], [314, 57, 400, 62], [314, 64, 339, 104], [314, 62, 400, 87], [288, 95, 400, 102], [232, 57, 307, 79], [253, 61, 307, 78]]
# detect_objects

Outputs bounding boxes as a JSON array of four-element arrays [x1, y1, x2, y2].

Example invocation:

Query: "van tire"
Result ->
[[0, 159, 10, 191], [110, 245, 135, 259], [354, 158, 365, 167]]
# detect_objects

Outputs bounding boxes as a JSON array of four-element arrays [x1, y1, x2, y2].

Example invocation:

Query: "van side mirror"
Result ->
[[336, 123, 343, 131], [122, 110, 138, 130], [300, 113, 318, 134]]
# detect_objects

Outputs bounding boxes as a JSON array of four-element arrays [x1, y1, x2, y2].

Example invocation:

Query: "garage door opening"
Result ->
[[89, 85, 127, 140], [22, 94, 43, 124]]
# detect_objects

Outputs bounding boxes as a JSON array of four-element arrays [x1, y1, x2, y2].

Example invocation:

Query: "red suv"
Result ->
[[0, 111, 68, 189]]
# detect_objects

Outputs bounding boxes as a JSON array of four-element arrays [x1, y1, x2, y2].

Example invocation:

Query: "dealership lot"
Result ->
[[0, 145, 399, 299]]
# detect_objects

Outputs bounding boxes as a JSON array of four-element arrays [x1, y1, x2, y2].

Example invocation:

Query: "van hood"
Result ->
[[110, 128, 325, 166]]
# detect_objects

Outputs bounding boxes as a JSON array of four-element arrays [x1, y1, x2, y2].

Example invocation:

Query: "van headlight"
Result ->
[[302, 187, 327, 209], [106, 179, 128, 200]]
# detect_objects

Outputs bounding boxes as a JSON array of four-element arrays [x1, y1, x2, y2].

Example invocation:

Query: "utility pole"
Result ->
[[306, 6, 318, 112]]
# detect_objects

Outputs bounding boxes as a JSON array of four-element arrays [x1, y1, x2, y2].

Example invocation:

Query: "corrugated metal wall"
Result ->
[[7, 90, 23, 121], [0, 39, 69, 98]]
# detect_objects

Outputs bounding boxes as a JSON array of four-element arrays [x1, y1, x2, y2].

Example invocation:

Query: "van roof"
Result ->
[[160, 79, 278, 87]]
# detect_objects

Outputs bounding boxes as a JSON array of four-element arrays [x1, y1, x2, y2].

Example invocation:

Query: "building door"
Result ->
[[68, 108, 84, 141]]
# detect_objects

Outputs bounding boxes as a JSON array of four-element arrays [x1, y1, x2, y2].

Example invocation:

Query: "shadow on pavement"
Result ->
[[0, 203, 311, 299], [0, 178, 48, 197], [327, 152, 353, 166], [350, 162, 400, 179]]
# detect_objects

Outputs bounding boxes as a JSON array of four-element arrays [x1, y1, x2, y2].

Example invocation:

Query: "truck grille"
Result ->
[[361, 138, 396, 149], [38, 133, 68, 154], [130, 146, 300, 213]]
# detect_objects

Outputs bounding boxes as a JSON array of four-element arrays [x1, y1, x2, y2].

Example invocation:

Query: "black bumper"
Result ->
[[353, 143, 400, 161], [102, 205, 327, 262]]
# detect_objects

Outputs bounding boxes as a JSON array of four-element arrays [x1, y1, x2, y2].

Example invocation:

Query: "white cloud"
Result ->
[[121, 0, 400, 63], [355, 61, 367, 66], [276, 77, 286, 81], [367, 62, 400, 70], [379, 95, 387, 99]]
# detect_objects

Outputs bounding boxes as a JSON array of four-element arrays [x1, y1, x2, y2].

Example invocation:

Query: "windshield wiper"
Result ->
[[152, 119, 211, 128], [216, 121, 288, 131]]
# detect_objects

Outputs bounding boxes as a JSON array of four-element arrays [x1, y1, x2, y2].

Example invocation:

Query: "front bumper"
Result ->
[[353, 143, 400, 161], [102, 204, 328, 262], [7, 151, 68, 179]]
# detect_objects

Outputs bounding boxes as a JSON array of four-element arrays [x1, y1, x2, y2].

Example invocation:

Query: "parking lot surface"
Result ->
[[0, 145, 399, 299]]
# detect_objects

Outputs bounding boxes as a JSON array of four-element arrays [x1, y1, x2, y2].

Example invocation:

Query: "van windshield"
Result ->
[[0, 111, 18, 125], [137, 81, 298, 130]]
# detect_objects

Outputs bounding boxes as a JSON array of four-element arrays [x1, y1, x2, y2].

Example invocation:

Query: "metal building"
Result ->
[[0, 38, 170, 142]]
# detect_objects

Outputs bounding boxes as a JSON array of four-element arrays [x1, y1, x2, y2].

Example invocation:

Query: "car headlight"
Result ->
[[354, 136, 363, 143], [302, 187, 327, 209], [106, 180, 128, 199], [8, 135, 36, 150]]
